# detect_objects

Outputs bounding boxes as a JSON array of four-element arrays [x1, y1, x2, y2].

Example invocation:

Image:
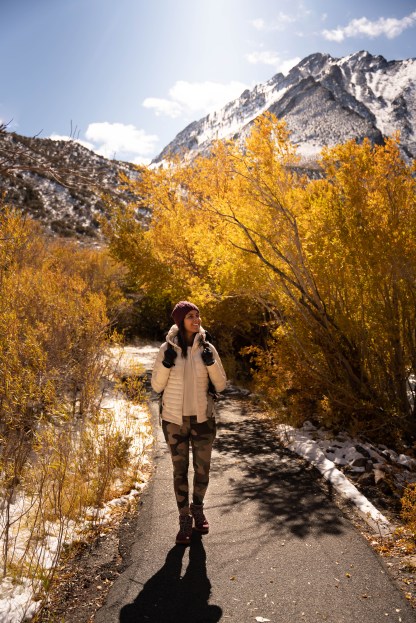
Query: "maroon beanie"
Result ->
[[171, 301, 199, 327]]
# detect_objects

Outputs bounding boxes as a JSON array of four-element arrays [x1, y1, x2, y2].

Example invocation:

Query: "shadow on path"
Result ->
[[214, 402, 345, 539], [119, 532, 222, 623]]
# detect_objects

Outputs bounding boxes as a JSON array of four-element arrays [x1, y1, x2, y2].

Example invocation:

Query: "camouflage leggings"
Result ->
[[162, 416, 216, 511]]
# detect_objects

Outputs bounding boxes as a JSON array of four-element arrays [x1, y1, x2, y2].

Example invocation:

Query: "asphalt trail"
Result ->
[[95, 395, 416, 623]]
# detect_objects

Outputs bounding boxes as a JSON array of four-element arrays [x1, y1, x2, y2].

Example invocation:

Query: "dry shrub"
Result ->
[[401, 483, 416, 538], [1, 392, 150, 591], [115, 362, 147, 404], [0, 208, 150, 599]]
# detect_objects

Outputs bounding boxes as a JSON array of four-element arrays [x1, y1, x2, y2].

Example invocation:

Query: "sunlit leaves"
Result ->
[[109, 114, 416, 439]]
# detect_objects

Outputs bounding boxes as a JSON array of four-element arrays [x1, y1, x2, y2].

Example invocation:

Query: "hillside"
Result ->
[[0, 127, 143, 238]]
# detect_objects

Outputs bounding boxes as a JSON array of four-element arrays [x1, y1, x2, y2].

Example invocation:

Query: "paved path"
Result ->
[[95, 394, 415, 623]]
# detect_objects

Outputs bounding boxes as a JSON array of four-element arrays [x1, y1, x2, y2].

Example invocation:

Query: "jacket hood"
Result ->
[[166, 324, 206, 348]]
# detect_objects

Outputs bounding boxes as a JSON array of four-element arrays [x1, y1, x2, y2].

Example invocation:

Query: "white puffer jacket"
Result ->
[[151, 325, 227, 424]]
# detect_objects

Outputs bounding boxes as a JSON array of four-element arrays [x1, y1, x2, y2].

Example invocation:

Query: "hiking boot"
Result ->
[[190, 503, 209, 534], [175, 513, 193, 545]]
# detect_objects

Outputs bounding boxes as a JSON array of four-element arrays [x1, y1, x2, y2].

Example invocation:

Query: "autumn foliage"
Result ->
[[105, 113, 416, 444], [0, 209, 147, 590]]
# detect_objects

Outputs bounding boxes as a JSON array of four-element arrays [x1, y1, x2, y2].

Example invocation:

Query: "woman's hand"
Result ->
[[162, 347, 177, 368], [201, 346, 215, 366]]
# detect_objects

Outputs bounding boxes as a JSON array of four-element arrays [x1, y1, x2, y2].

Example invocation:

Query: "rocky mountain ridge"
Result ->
[[154, 51, 416, 164], [0, 128, 142, 238]]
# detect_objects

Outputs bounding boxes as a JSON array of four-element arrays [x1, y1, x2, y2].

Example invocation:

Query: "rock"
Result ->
[[401, 556, 416, 572], [374, 467, 387, 484], [397, 454, 416, 470], [334, 457, 349, 466], [347, 466, 366, 473], [223, 386, 250, 396], [351, 457, 368, 468], [335, 432, 350, 441], [374, 471, 395, 495], [381, 449, 398, 463], [368, 449, 386, 463], [365, 460, 374, 473], [354, 444, 371, 458], [248, 393, 262, 403], [302, 421, 317, 431], [357, 472, 376, 487]]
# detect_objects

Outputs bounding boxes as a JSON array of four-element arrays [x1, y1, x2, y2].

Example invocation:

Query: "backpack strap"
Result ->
[[199, 332, 220, 399]]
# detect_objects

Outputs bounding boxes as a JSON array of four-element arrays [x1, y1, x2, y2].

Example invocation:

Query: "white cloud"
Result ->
[[49, 134, 95, 151], [170, 81, 247, 111], [323, 10, 416, 42], [131, 155, 152, 166], [85, 122, 159, 160], [51, 123, 159, 163], [250, 8, 312, 32], [143, 80, 248, 118], [142, 97, 183, 118], [246, 51, 301, 75], [251, 17, 266, 30], [279, 57, 302, 75], [246, 50, 281, 66], [251, 12, 297, 32]]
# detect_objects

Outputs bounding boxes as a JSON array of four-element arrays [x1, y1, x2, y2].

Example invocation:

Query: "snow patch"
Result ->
[[276, 424, 392, 535], [0, 343, 156, 622], [0, 579, 40, 623]]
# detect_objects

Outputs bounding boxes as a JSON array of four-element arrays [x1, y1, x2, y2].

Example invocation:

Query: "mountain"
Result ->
[[153, 51, 416, 165], [2, 51, 415, 237], [0, 128, 142, 238]]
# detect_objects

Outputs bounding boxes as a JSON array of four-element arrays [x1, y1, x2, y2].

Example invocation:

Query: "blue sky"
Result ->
[[1, 0, 415, 163]]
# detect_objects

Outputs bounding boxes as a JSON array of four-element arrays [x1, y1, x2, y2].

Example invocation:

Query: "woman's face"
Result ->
[[183, 309, 201, 335]]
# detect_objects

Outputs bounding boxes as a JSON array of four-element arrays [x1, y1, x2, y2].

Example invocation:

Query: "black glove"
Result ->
[[162, 346, 177, 368], [201, 346, 215, 366]]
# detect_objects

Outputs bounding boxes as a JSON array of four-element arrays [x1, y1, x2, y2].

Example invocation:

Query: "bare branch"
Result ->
[[0, 129, 103, 192]]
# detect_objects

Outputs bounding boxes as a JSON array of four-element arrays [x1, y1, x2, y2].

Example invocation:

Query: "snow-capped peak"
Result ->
[[153, 51, 416, 164]]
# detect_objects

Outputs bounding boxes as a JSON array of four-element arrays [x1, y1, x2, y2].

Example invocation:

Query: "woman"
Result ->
[[151, 301, 227, 545]]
